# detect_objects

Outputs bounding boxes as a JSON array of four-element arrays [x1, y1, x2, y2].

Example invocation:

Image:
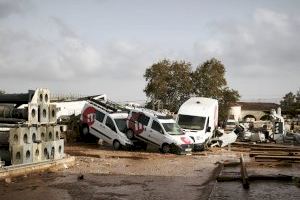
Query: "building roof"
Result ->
[[237, 102, 279, 111]]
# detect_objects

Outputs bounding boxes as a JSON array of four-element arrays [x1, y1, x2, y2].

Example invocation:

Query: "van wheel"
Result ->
[[161, 144, 170, 153], [80, 125, 89, 137], [113, 140, 121, 150], [126, 129, 134, 139]]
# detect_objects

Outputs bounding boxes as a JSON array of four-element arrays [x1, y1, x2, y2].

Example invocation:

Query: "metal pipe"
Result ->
[[0, 90, 35, 105], [0, 118, 26, 124], [0, 105, 28, 119]]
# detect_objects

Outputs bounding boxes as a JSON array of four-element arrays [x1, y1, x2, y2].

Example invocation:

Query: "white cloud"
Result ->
[[192, 8, 300, 98]]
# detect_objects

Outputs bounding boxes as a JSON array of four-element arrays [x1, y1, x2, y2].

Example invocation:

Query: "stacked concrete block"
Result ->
[[46, 125, 54, 142], [10, 144, 33, 165], [29, 126, 39, 143], [38, 125, 47, 142], [32, 143, 42, 163], [9, 127, 31, 145], [28, 103, 38, 124], [49, 103, 57, 124], [39, 104, 49, 124], [8, 88, 65, 166]]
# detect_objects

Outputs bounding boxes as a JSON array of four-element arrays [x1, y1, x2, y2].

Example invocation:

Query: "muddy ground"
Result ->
[[0, 143, 300, 199]]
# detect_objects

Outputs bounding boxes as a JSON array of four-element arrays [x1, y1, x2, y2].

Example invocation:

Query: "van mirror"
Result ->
[[206, 126, 211, 132]]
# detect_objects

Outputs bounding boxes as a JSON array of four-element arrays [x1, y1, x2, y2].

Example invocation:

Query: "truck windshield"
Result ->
[[178, 114, 206, 130], [115, 118, 127, 133], [162, 123, 183, 135]]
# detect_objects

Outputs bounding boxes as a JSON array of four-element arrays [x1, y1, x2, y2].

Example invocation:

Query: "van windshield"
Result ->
[[115, 118, 127, 133], [178, 114, 206, 130], [162, 123, 183, 135]]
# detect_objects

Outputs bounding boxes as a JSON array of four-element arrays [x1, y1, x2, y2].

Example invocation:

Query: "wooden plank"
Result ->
[[255, 155, 300, 160], [250, 151, 300, 157], [251, 147, 300, 152], [240, 154, 249, 189]]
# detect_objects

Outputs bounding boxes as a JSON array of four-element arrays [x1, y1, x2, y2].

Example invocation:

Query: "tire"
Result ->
[[142, 142, 148, 151], [161, 144, 170, 154], [113, 140, 121, 150], [80, 124, 89, 138], [126, 129, 134, 139]]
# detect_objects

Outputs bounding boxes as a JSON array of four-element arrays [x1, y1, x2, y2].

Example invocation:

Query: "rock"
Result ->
[[78, 174, 84, 180], [5, 177, 11, 184]]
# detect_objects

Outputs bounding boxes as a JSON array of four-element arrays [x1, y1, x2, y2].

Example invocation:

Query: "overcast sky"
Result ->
[[0, 0, 299, 103]]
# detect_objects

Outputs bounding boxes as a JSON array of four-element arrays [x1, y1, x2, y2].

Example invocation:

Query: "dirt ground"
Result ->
[[0, 143, 300, 199]]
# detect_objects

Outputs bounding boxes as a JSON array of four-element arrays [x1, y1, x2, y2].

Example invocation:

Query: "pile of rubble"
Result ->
[[210, 108, 300, 148]]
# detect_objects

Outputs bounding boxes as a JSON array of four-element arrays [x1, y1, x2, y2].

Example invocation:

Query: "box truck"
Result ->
[[176, 97, 218, 150]]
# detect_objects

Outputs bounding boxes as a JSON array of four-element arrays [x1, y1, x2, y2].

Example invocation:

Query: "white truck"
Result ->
[[176, 97, 218, 150]]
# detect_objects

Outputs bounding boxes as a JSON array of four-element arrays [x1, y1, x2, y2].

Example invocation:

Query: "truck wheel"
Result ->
[[161, 144, 170, 153], [126, 129, 134, 139], [113, 140, 121, 150]]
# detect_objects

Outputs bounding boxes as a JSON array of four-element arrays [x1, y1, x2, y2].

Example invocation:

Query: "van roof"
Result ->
[[178, 97, 218, 116]]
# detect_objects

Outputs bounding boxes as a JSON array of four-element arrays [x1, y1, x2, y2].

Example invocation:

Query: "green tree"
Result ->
[[280, 91, 300, 117], [0, 89, 5, 95], [144, 59, 193, 112], [144, 58, 240, 122], [218, 87, 240, 122], [192, 58, 226, 99], [192, 58, 240, 122]]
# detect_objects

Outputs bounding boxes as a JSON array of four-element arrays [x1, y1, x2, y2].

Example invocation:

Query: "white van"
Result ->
[[126, 109, 193, 154], [177, 97, 218, 150], [79, 98, 133, 150]]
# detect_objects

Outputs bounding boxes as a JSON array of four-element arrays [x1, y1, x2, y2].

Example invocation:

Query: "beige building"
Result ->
[[229, 102, 279, 122]]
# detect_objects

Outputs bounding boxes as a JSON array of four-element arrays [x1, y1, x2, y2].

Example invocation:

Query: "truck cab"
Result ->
[[177, 97, 218, 150]]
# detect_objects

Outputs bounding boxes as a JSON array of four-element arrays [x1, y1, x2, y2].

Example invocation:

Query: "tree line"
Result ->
[[143, 58, 240, 122], [280, 90, 300, 117]]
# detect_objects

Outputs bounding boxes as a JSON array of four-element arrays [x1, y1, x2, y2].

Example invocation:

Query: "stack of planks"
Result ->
[[250, 145, 300, 163]]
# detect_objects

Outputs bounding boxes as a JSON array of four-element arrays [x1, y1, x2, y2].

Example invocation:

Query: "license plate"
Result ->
[[185, 148, 192, 152]]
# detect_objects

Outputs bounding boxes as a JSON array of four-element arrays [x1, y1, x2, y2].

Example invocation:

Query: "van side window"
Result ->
[[151, 121, 163, 134], [96, 111, 105, 122], [105, 116, 116, 132], [137, 114, 150, 126]]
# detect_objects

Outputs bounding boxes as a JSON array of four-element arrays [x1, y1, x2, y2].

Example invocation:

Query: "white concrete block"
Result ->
[[41, 141, 52, 160], [54, 125, 61, 140], [49, 103, 57, 123], [38, 126, 47, 142], [32, 143, 42, 163], [29, 126, 41, 143], [39, 104, 49, 124], [46, 125, 55, 141], [28, 103, 38, 124], [10, 144, 33, 165], [9, 127, 31, 146]]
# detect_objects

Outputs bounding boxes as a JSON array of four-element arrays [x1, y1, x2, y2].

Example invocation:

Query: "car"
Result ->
[[79, 97, 133, 150], [126, 109, 193, 154]]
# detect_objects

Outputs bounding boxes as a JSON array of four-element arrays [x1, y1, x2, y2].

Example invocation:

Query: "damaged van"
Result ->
[[126, 109, 193, 154]]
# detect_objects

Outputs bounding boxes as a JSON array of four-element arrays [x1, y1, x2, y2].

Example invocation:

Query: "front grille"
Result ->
[[181, 144, 192, 149]]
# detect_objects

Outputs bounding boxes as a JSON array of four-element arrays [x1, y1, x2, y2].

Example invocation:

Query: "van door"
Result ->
[[148, 120, 166, 147], [103, 116, 118, 144], [90, 110, 111, 144]]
